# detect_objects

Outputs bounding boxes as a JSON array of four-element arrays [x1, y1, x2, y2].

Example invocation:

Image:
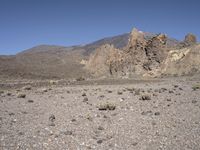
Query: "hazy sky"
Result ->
[[0, 0, 200, 55]]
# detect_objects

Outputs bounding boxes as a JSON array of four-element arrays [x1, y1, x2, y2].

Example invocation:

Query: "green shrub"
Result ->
[[192, 84, 200, 91]]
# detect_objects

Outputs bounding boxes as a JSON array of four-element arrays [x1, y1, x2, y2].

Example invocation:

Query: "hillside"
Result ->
[[85, 28, 199, 78], [0, 28, 198, 79]]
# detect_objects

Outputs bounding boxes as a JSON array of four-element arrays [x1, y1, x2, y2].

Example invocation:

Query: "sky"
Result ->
[[0, 0, 200, 55]]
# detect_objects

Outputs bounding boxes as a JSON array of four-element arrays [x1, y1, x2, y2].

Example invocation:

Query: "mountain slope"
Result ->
[[85, 28, 199, 78], [0, 28, 197, 79]]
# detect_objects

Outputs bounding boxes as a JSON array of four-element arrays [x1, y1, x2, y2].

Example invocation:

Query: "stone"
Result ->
[[22, 86, 31, 90], [98, 126, 104, 130], [141, 111, 152, 115], [97, 139, 103, 144], [117, 91, 123, 95], [17, 93, 26, 98], [49, 114, 55, 122], [83, 97, 88, 102], [28, 100, 34, 103], [141, 95, 151, 100], [82, 93, 87, 96], [132, 142, 138, 146], [192, 100, 197, 104], [154, 112, 160, 116], [42, 88, 48, 93], [184, 33, 197, 44]]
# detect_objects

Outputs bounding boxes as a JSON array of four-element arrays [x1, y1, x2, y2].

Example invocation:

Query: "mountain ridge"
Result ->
[[0, 28, 199, 79]]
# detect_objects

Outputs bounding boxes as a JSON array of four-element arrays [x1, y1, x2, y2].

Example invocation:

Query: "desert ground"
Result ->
[[0, 77, 200, 150]]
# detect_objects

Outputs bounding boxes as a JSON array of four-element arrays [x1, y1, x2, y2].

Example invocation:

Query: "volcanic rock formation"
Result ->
[[85, 28, 199, 78]]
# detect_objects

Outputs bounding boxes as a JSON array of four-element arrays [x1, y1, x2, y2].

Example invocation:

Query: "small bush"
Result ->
[[98, 102, 116, 111], [76, 77, 85, 81], [49, 80, 57, 85], [17, 93, 26, 98], [22, 86, 32, 90], [117, 91, 123, 95], [192, 84, 200, 91], [0, 91, 4, 94]]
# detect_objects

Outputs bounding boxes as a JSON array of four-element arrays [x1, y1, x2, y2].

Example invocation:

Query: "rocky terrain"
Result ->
[[0, 28, 200, 149], [0, 77, 200, 149], [85, 28, 199, 78], [0, 28, 183, 80]]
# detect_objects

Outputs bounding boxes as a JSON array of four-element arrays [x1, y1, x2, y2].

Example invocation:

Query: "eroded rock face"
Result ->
[[179, 33, 197, 48], [108, 29, 169, 77], [127, 28, 146, 50], [85, 44, 120, 77], [85, 28, 200, 78], [184, 33, 197, 45], [143, 34, 168, 71], [161, 45, 200, 76]]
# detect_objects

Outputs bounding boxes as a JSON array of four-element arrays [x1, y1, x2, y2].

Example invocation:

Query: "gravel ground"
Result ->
[[0, 79, 200, 150]]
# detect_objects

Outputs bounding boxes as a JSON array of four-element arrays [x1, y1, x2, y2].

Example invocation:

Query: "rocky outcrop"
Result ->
[[184, 33, 197, 45], [179, 33, 197, 48], [84, 28, 199, 78], [85, 44, 120, 77], [110, 29, 171, 77], [161, 44, 200, 76]]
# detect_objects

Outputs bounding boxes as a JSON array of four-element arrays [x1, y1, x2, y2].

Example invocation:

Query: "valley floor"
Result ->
[[0, 78, 200, 150]]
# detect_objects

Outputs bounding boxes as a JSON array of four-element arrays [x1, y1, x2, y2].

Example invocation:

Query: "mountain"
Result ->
[[0, 28, 198, 79], [85, 28, 199, 78], [0, 32, 139, 79]]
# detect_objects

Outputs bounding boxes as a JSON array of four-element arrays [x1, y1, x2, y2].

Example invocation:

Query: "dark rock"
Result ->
[[7, 92, 12, 96], [192, 100, 197, 104], [132, 142, 138, 146], [107, 90, 112, 93], [174, 85, 179, 88], [22, 86, 31, 90], [167, 98, 171, 101], [179, 87, 183, 90], [62, 130, 73, 135], [9, 112, 15, 116], [141, 95, 151, 100], [154, 112, 160, 116], [67, 90, 70, 93], [82, 93, 87, 96], [42, 88, 48, 93], [83, 97, 88, 102], [28, 100, 34, 103], [97, 139, 103, 144], [49, 114, 56, 122], [71, 118, 76, 122], [153, 93, 157, 97], [117, 91, 123, 95], [17, 93, 26, 98], [18, 131, 24, 136], [98, 126, 104, 130], [0, 91, 4, 94], [141, 111, 152, 115]]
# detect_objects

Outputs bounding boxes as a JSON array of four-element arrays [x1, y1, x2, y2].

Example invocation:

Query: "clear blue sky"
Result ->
[[0, 0, 199, 55]]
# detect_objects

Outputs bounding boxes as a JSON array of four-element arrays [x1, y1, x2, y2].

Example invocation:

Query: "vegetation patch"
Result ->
[[98, 101, 116, 111], [192, 84, 200, 91]]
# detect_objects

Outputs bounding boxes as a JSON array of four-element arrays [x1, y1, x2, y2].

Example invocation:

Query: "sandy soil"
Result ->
[[0, 78, 200, 150]]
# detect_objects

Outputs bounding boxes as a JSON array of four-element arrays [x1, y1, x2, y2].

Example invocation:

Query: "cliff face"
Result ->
[[85, 28, 199, 78]]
